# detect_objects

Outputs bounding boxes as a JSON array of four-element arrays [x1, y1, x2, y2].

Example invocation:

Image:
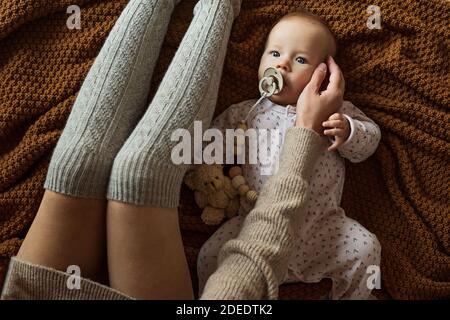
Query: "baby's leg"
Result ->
[[106, 0, 242, 299], [289, 211, 381, 300], [197, 216, 244, 296], [2, 0, 178, 300], [328, 216, 381, 300]]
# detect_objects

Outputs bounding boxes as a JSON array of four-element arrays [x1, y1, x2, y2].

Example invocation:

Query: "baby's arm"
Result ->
[[327, 101, 381, 163]]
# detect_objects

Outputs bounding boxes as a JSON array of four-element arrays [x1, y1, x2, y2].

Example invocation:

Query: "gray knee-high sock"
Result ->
[[44, 0, 180, 199], [107, 0, 242, 207]]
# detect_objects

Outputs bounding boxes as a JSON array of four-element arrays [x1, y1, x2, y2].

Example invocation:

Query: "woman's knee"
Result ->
[[110, 143, 144, 175], [109, 140, 184, 183]]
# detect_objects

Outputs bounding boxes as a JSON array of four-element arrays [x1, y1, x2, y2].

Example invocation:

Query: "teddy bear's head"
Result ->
[[184, 164, 225, 194]]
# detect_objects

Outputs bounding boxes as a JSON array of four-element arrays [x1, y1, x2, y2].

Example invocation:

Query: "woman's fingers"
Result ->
[[325, 56, 345, 93], [307, 62, 328, 93]]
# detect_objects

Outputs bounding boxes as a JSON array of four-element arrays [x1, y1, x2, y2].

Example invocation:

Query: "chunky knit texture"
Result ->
[[0, 0, 448, 299]]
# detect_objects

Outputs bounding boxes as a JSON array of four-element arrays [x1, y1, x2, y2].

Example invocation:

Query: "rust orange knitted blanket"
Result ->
[[0, 0, 448, 299]]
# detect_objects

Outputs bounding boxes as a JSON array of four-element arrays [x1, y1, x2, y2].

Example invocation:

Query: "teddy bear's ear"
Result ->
[[184, 170, 196, 190]]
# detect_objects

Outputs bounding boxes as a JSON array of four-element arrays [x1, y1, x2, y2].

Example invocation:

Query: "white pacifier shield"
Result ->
[[259, 67, 284, 97]]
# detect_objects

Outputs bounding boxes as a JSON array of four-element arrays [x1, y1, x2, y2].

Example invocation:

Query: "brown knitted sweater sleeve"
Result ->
[[200, 126, 328, 300]]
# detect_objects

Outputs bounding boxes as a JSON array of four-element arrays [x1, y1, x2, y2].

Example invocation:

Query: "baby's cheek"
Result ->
[[293, 82, 307, 98], [296, 71, 312, 87], [257, 60, 268, 80]]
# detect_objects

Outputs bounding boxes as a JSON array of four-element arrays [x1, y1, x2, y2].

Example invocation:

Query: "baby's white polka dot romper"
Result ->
[[197, 97, 382, 299]]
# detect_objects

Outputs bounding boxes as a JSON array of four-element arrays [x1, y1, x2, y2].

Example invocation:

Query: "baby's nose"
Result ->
[[276, 62, 289, 72]]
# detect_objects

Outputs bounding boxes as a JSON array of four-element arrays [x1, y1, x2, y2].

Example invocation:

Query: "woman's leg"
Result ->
[[2, 0, 179, 299], [106, 0, 242, 299], [106, 203, 191, 299], [16, 191, 107, 282]]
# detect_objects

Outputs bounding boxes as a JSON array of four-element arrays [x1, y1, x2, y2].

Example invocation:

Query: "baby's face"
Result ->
[[258, 17, 333, 106]]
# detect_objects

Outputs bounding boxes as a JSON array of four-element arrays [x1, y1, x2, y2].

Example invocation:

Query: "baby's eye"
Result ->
[[269, 50, 280, 58], [296, 57, 307, 64]]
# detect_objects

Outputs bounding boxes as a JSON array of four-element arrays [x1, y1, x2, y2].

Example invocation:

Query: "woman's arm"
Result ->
[[200, 56, 346, 299], [200, 126, 327, 299]]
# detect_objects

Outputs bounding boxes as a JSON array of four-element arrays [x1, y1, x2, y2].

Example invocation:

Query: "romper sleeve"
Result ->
[[329, 100, 382, 163]]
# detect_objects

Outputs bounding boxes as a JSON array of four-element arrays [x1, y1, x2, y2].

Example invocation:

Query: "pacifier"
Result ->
[[230, 69, 285, 205], [258, 67, 284, 97], [235, 67, 285, 161]]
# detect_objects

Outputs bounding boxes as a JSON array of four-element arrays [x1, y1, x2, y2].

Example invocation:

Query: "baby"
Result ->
[[197, 11, 382, 299]]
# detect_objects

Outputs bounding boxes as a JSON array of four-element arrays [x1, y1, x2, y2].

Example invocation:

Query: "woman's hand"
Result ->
[[295, 56, 345, 134], [322, 113, 350, 151]]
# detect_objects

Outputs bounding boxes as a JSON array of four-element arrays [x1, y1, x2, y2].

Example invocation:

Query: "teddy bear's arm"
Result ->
[[208, 191, 230, 209]]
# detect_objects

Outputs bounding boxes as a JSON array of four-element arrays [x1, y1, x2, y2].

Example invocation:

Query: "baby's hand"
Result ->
[[322, 113, 350, 151]]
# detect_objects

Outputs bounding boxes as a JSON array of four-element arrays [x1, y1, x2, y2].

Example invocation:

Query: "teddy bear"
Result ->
[[183, 164, 258, 225]]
